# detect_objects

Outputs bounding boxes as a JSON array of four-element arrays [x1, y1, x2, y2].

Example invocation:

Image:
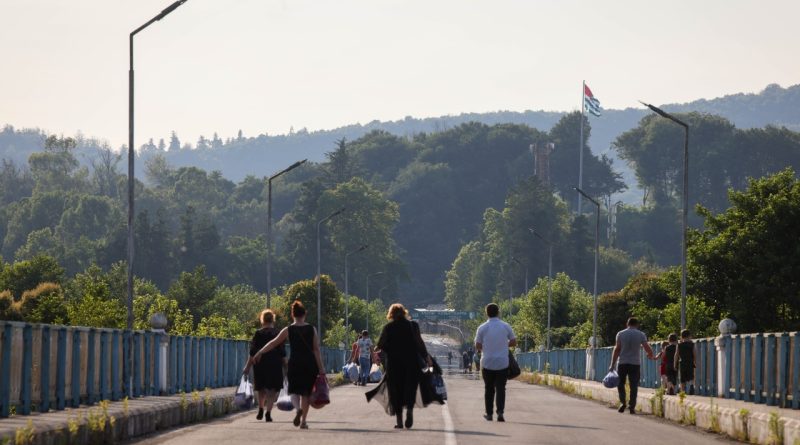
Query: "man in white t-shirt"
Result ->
[[356, 330, 374, 386], [474, 303, 516, 422]]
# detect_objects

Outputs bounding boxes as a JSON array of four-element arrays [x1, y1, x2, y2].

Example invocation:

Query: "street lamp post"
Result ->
[[344, 244, 368, 345], [266, 159, 307, 307], [529, 228, 554, 350], [640, 101, 689, 330], [316, 207, 346, 336], [365, 271, 384, 332], [575, 187, 600, 379], [128, 0, 188, 397], [512, 257, 528, 295]]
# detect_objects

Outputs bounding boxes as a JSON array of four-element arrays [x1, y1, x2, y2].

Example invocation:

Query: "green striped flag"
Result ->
[[584, 83, 602, 117]]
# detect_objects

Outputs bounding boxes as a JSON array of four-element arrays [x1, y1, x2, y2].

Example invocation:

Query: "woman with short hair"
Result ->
[[243, 309, 285, 422], [253, 300, 324, 429]]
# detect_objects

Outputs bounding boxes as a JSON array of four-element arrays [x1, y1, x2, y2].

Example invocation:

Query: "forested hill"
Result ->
[[1, 83, 799, 188]]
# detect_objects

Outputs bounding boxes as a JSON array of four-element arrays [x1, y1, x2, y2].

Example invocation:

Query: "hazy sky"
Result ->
[[2, 0, 798, 148]]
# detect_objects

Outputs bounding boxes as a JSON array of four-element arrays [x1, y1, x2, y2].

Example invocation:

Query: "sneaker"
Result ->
[[265, 411, 272, 422], [618, 404, 626, 413], [256, 408, 264, 420], [497, 415, 505, 422], [293, 410, 303, 427], [483, 414, 493, 421], [629, 407, 636, 415]]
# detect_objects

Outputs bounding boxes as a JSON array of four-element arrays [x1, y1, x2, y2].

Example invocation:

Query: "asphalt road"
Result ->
[[129, 367, 732, 445]]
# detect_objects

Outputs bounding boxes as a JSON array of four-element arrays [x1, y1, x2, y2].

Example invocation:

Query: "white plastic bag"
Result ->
[[276, 378, 294, 411], [345, 363, 359, 383], [234, 376, 253, 409], [369, 363, 382, 382]]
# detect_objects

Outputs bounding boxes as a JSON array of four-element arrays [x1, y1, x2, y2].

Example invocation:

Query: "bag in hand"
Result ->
[[507, 351, 521, 380], [276, 378, 294, 411], [233, 376, 254, 409], [310, 375, 330, 409]]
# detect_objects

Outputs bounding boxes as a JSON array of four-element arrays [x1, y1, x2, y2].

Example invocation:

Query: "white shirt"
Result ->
[[474, 317, 516, 371]]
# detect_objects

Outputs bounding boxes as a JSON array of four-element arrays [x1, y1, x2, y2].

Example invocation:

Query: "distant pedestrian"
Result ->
[[467, 348, 475, 372], [473, 350, 481, 372], [675, 329, 697, 395], [447, 351, 453, 366], [462, 351, 470, 373], [356, 330, 374, 386], [474, 303, 516, 422], [243, 309, 285, 422], [609, 317, 655, 414], [253, 300, 325, 430], [366, 303, 432, 429]]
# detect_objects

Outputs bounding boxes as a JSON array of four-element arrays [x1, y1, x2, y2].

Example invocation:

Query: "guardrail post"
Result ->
[[777, 333, 788, 407], [744, 336, 752, 401], [21, 324, 33, 415], [100, 330, 109, 401], [144, 331, 151, 396], [732, 335, 741, 400], [754, 333, 763, 404], [122, 330, 131, 398], [40, 325, 51, 412], [71, 329, 81, 407], [86, 328, 96, 404], [169, 336, 177, 394], [133, 331, 141, 397], [1, 323, 12, 418], [765, 334, 776, 406], [56, 327, 67, 410], [112, 330, 121, 400], [792, 332, 799, 409]]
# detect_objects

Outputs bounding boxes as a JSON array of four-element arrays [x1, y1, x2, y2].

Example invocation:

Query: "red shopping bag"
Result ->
[[310, 374, 330, 409]]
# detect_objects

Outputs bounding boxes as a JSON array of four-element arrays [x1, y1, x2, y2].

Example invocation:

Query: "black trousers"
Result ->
[[482, 368, 508, 415], [617, 364, 640, 408]]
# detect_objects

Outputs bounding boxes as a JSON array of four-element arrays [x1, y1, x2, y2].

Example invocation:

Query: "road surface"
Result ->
[[130, 367, 731, 444]]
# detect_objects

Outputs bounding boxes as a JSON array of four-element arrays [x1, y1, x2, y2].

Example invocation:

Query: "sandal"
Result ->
[[300, 422, 308, 429], [293, 410, 303, 427]]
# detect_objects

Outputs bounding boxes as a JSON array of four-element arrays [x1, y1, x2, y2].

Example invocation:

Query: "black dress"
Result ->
[[374, 319, 426, 413], [249, 327, 285, 392], [287, 324, 319, 396]]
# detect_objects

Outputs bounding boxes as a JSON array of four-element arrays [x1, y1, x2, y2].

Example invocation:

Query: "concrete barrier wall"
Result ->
[[0, 320, 346, 418]]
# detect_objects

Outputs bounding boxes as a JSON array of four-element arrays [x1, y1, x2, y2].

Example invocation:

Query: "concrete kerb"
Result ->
[[0, 374, 348, 445], [521, 372, 800, 445]]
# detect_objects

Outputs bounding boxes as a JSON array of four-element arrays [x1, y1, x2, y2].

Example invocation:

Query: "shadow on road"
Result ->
[[316, 427, 504, 437], [504, 421, 600, 430]]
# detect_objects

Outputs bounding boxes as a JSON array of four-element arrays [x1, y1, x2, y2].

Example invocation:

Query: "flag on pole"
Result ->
[[583, 84, 602, 117]]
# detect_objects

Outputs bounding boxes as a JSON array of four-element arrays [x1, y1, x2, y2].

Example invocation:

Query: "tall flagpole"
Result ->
[[577, 80, 585, 214]]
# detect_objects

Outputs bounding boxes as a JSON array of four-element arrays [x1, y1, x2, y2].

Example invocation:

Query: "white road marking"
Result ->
[[442, 402, 457, 445]]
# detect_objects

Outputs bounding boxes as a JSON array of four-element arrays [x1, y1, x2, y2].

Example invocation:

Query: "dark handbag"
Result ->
[[507, 351, 521, 379]]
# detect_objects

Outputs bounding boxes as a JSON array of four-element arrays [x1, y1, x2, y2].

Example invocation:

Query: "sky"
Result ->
[[1, 0, 799, 149]]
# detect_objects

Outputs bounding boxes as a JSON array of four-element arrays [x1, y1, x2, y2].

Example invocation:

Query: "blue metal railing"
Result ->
[[516, 332, 799, 409], [0, 321, 346, 418]]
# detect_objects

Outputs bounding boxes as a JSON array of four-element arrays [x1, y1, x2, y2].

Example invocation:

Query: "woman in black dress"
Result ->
[[369, 303, 432, 429], [242, 309, 285, 422], [253, 300, 324, 429]]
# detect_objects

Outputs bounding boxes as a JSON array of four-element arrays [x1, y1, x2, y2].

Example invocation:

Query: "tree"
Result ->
[[689, 168, 800, 332], [0, 255, 65, 299], [18, 282, 68, 324], [166, 266, 218, 322], [282, 275, 342, 335]]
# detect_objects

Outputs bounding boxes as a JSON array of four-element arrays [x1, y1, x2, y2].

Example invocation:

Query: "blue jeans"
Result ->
[[359, 357, 371, 384]]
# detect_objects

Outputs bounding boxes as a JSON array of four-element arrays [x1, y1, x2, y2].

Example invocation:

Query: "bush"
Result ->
[[0, 290, 21, 320], [19, 282, 68, 324]]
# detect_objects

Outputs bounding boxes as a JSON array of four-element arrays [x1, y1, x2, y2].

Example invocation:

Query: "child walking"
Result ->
[[675, 329, 697, 395], [653, 341, 670, 390]]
